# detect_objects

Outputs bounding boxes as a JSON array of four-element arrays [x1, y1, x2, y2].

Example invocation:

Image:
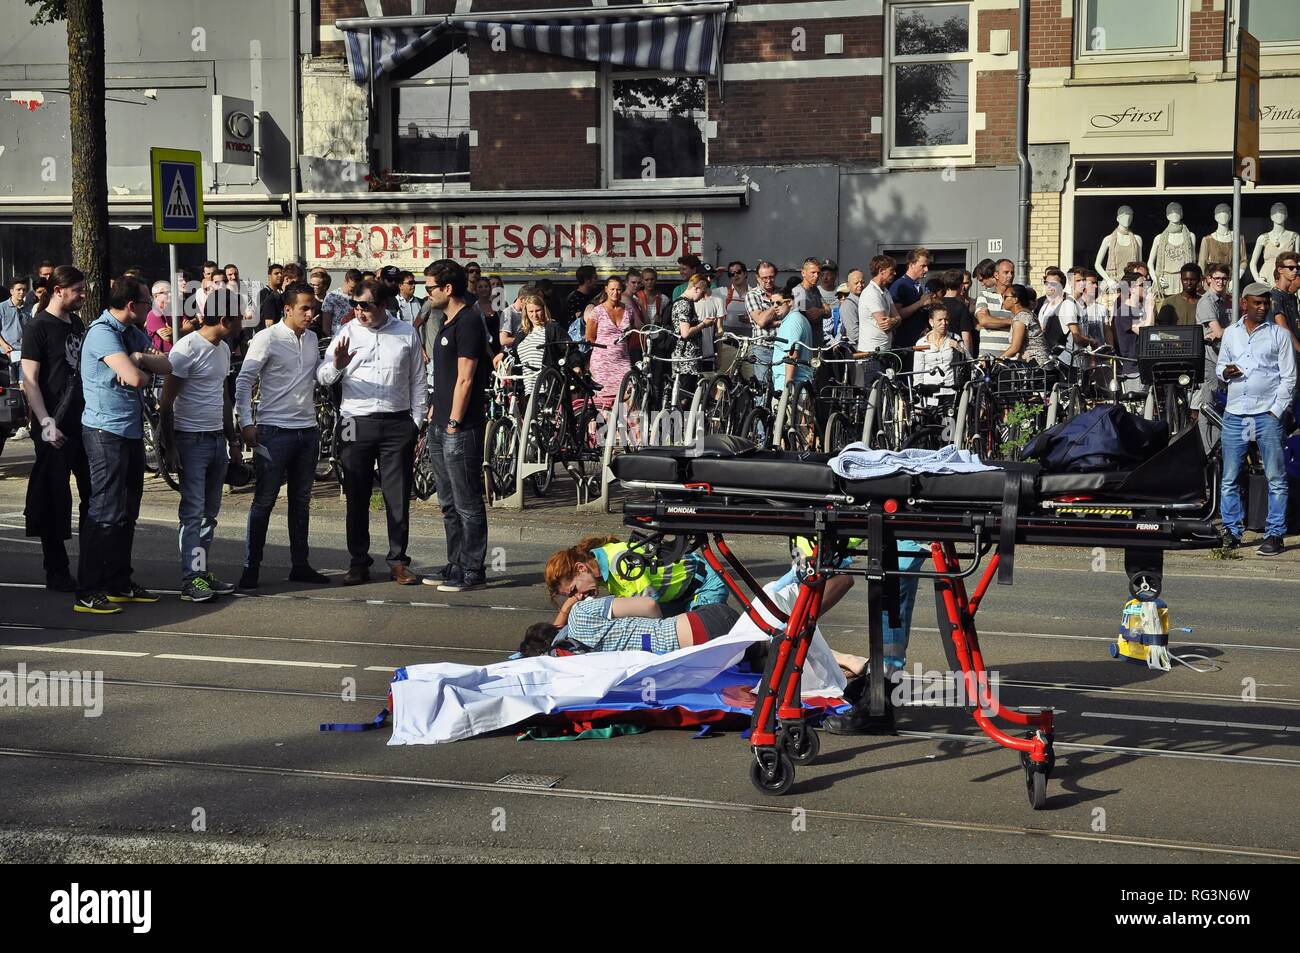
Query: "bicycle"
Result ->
[[482, 352, 526, 500], [956, 356, 1067, 462], [526, 339, 612, 499]]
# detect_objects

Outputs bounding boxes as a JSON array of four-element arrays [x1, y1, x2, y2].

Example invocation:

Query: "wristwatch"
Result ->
[[447, 418, 461, 430]]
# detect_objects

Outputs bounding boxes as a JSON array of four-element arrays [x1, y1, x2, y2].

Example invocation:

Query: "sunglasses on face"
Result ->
[[730, 270, 745, 277], [349, 298, 377, 311]]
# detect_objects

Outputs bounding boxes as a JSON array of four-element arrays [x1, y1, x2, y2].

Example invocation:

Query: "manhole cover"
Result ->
[[495, 773, 562, 788]]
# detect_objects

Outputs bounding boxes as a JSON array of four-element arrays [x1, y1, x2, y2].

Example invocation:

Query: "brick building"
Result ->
[[1028, 0, 1300, 295], [300, 0, 1026, 287]]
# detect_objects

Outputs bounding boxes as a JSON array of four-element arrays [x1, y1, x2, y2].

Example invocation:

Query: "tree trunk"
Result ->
[[66, 0, 109, 320]]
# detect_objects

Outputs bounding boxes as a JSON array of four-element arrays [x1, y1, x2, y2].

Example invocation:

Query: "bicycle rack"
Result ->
[[576, 398, 621, 514]]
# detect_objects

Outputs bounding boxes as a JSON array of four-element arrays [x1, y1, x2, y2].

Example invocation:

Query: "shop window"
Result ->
[[886, 2, 972, 160], [1074, 159, 1158, 190], [609, 74, 707, 186], [880, 247, 969, 275], [1165, 158, 1233, 189], [387, 50, 470, 187], [1076, 0, 1186, 57], [1237, 0, 1300, 46], [1262, 156, 1300, 185]]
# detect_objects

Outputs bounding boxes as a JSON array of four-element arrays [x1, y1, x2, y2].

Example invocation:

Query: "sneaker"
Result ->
[[106, 583, 160, 604], [436, 579, 485, 593], [180, 577, 216, 603], [237, 567, 259, 590], [203, 572, 236, 593], [74, 592, 121, 614], [1256, 536, 1284, 556], [288, 566, 330, 585]]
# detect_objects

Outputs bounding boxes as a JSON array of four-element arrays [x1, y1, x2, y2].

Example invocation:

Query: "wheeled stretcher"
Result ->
[[611, 429, 1219, 808]]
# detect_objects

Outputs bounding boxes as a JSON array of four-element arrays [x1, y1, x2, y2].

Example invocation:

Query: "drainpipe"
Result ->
[[1015, 0, 1029, 285], [290, 0, 303, 264]]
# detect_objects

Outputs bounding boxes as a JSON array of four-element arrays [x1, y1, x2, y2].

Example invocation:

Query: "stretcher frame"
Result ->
[[618, 469, 1220, 808]]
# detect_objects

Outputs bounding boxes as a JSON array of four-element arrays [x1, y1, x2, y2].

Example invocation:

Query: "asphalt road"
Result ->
[[0, 439, 1297, 864]]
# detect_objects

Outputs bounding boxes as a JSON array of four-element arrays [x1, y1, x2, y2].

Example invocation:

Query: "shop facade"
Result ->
[[1027, 0, 1300, 294]]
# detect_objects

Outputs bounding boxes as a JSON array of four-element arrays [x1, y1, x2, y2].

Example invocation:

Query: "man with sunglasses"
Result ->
[[76, 276, 172, 614], [318, 280, 427, 586], [1269, 252, 1300, 356], [1196, 263, 1233, 450]]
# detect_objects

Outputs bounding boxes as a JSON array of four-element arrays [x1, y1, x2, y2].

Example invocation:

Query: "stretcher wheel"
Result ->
[[1023, 760, 1048, 810], [749, 750, 795, 796], [1023, 731, 1055, 777], [783, 725, 820, 765]]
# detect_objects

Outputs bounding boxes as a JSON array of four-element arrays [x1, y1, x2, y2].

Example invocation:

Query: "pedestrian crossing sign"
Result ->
[[150, 147, 205, 244]]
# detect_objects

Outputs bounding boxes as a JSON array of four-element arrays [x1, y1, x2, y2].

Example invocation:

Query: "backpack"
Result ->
[[1023, 405, 1169, 473]]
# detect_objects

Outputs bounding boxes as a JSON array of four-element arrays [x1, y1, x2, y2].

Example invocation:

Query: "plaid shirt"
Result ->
[[562, 596, 680, 654], [745, 286, 774, 343]]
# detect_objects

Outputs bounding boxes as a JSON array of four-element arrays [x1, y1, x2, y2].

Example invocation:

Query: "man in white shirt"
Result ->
[[1058, 267, 1110, 373], [159, 288, 241, 603], [861, 255, 903, 389], [235, 284, 329, 591], [317, 280, 428, 587]]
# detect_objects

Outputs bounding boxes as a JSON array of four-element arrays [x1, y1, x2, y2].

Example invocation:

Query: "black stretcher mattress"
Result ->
[[612, 427, 1209, 507]]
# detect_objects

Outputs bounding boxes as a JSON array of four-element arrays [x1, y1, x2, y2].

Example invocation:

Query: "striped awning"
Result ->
[[343, 10, 726, 85]]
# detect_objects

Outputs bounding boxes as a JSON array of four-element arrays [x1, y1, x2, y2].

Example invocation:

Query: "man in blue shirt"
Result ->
[[1, 276, 32, 389], [77, 276, 173, 613], [770, 292, 811, 393], [1216, 283, 1297, 556]]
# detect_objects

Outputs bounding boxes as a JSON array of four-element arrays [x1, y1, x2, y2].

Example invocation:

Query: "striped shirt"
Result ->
[[975, 285, 1011, 358], [564, 595, 680, 654]]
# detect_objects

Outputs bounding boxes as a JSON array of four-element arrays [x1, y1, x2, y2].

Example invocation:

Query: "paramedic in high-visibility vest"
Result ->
[[544, 535, 729, 619]]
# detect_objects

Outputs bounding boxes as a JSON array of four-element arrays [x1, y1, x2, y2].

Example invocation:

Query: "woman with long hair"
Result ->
[[544, 534, 727, 616], [512, 291, 565, 396], [585, 276, 636, 411]]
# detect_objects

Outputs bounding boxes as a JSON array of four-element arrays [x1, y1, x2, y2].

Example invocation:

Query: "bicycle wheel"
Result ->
[[701, 377, 733, 436], [863, 380, 899, 451], [483, 416, 518, 499], [781, 381, 818, 452], [739, 407, 773, 450], [530, 367, 566, 456], [1164, 383, 1188, 435], [822, 411, 857, 455], [142, 408, 161, 473], [315, 399, 339, 481], [157, 440, 182, 492], [966, 383, 999, 460], [616, 369, 648, 450], [412, 428, 437, 501]]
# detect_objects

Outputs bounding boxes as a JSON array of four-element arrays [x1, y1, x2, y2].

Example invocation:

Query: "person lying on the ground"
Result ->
[[520, 596, 741, 657], [544, 534, 728, 616]]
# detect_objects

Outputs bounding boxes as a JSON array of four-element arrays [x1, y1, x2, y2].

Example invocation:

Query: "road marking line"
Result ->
[[1, 645, 150, 658], [152, 654, 356, 670], [364, 666, 398, 672], [1082, 711, 1294, 733]]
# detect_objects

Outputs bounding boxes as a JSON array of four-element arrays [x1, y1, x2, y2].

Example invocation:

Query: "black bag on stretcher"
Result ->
[[1022, 405, 1169, 473]]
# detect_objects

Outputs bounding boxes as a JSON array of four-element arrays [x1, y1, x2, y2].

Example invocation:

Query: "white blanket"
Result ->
[[390, 580, 845, 745]]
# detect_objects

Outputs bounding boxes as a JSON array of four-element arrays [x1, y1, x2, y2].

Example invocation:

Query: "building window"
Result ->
[[886, 2, 972, 160], [387, 50, 470, 188], [1076, 0, 1186, 57], [609, 74, 707, 186], [1235, 0, 1300, 46]]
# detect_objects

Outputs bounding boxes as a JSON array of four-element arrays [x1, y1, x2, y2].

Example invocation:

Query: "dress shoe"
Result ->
[[46, 571, 78, 593], [238, 567, 259, 590], [342, 567, 370, 586], [289, 565, 330, 585], [390, 565, 422, 586]]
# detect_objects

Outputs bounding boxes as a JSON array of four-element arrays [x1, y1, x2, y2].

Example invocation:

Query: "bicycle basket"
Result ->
[[990, 362, 1055, 395]]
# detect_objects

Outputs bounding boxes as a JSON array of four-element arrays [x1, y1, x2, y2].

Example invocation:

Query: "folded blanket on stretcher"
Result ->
[[829, 444, 996, 480]]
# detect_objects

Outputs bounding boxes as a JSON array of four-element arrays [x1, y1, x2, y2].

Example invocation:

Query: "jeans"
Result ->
[[1220, 411, 1289, 539], [428, 424, 488, 584], [340, 412, 416, 569], [79, 427, 144, 596], [245, 425, 319, 571], [1197, 349, 1222, 451], [752, 345, 773, 388], [176, 431, 228, 582]]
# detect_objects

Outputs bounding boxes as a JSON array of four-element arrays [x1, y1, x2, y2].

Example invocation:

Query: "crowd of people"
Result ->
[[1, 242, 1295, 630]]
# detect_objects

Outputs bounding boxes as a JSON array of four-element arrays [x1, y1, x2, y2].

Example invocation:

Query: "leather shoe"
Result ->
[[823, 704, 896, 736], [46, 571, 78, 593], [289, 566, 330, 585], [342, 567, 370, 586], [390, 565, 422, 586]]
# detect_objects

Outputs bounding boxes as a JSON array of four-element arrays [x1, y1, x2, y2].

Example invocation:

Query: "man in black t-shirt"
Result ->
[[424, 260, 489, 592], [258, 263, 285, 328], [20, 265, 91, 591]]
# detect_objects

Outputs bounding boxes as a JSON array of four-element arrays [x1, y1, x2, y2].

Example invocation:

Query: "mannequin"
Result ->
[[1095, 205, 1144, 288], [1249, 202, 1300, 283], [1147, 202, 1196, 298], [1199, 204, 1247, 290]]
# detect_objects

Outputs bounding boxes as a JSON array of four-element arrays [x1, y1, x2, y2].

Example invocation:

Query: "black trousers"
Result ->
[[340, 412, 417, 570], [24, 430, 92, 577]]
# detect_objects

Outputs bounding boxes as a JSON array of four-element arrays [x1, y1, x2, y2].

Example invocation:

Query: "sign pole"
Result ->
[[1232, 19, 1259, 320], [169, 243, 179, 343]]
